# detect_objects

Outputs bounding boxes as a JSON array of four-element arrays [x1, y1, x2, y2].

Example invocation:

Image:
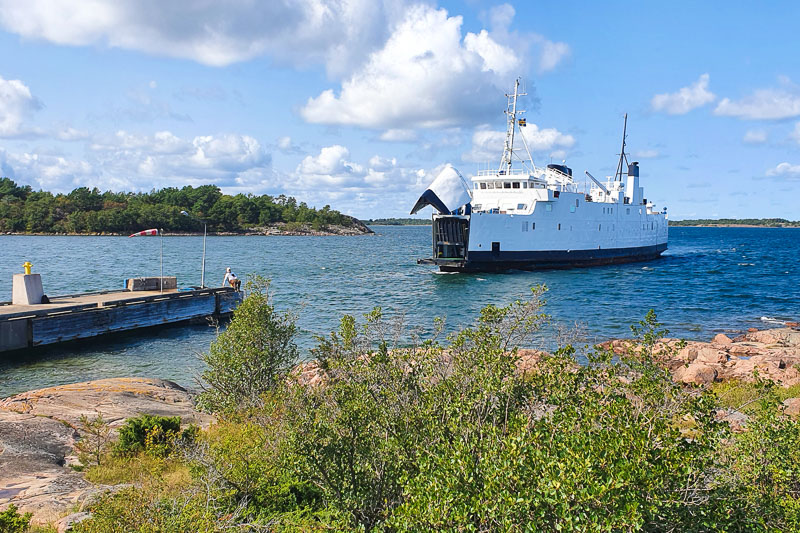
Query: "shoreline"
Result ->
[[670, 224, 800, 228]]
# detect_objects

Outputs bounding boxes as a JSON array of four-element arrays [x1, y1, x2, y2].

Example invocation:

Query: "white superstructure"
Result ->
[[412, 79, 668, 272]]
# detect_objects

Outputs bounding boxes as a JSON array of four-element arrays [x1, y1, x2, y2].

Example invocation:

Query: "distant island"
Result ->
[[363, 217, 431, 225], [669, 218, 800, 228], [0, 178, 372, 236]]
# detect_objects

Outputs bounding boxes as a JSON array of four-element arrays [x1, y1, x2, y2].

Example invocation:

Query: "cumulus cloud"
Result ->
[[766, 162, 800, 179], [0, 0, 402, 76], [743, 129, 767, 144], [715, 79, 800, 120], [651, 74, 715, 115], [3, 130, 273, 192], [0, 148, 94, 190], [462, 123, 575, 163], [300, 5, 524, 130], [0, 75, 42, 137], [290, 144, 434, 217], [485, 4, 569, 73]]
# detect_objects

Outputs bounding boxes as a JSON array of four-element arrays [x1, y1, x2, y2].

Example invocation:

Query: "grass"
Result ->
[[711, 381, 800, 413], [84, 453, 191, 491]]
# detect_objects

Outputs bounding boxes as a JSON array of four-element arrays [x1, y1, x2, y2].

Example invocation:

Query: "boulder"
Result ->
[[712, 333, 733, 345], [56, 512, 90, 533], [0, 377, 212, 526], [673, 362, 718, 385], [0, 377, 213, 430], [715, 409, 749, 432], [782, 398, 800, 419]]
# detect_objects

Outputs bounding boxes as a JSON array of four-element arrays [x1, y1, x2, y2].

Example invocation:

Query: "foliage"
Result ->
[[74, 414, 112, 466], [198, 275, 298, 413], [115, 414, 194, 457], [669, 217, 800, 227], [0, 504, 32, 533], [0, 177, 355, 234], [74, 289, 800, 531]]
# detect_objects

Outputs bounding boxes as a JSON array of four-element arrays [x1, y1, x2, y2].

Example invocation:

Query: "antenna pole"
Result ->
[[614, 113, 629, 181]]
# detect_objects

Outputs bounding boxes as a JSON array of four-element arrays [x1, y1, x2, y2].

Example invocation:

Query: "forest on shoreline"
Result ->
[[669, 218, 800, 227], [0, 178, 360, 235]]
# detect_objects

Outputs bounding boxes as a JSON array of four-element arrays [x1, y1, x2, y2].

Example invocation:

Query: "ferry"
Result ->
[[412, 79, 668, 272]]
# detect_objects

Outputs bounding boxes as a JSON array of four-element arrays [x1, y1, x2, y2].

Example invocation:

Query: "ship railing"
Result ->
[[475, 168, 534, 177]]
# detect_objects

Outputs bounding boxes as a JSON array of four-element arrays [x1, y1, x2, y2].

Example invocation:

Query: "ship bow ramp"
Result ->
[[410, 166, 471, 215]]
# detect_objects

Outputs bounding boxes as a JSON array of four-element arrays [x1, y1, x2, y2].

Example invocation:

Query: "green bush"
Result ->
[[198, 275, 298, 413], [115, 414, 194, 457], [75, 290, 800, 531], [0, 505, 32, 533]]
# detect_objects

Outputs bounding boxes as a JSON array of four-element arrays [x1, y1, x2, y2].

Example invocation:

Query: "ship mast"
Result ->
[[613, 113, 629, 181], [499, 79, 522, 175]]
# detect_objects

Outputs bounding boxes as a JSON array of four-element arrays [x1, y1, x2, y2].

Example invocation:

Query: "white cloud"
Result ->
[[290, 144, 434, 217], [0, 149, 94, 190], [766, 162, 800, 179], [300, 5, 523, 130], [743, 129, 767, 144], [379, 129, 417, 142], [486, 4, 569, 73], [0, 75, 42, 137], [0, 0, 402, 75], [463, 124, 575, 163], [3, 130, 272, 192], [535, 37, 570, 72], [715, 80, 800, 120], [651, 74, 715, 115]]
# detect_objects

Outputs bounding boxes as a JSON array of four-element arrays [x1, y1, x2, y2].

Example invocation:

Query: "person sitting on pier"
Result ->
[[222, 267, 241, 291]]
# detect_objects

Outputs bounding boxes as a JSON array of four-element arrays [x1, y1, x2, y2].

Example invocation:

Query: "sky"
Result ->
[[1, 0, 799, 220]]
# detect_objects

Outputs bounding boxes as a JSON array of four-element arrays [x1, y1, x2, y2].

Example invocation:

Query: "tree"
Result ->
[[198, 276, 298, 414]]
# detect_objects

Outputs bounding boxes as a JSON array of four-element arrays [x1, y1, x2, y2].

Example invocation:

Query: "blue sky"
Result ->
[[1, 0, 799, 220]]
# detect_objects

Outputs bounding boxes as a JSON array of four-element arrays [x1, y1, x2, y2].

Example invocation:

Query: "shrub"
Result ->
[[74, 414, 111, 466], [115, 414, 193, 457], [0, 505, 31, 533], [198, 275, 298, 413]]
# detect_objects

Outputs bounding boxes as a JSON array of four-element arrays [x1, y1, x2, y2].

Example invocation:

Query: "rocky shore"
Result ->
[[2, 326, 800, 528], [2, 217, 375, 237], [0, 378, 212, 529]]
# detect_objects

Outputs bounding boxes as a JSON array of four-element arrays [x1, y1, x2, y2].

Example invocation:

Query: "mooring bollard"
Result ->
[[23, 261, 32, 275]]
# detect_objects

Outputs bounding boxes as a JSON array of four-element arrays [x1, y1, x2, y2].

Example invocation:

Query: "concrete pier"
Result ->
[[0, 287, 242, 353]]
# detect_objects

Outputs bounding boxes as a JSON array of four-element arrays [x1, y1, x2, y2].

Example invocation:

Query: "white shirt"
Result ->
[[223, 271, 237, 285]]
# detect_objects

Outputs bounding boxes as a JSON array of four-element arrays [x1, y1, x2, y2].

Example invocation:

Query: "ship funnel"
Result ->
[[628, 162, 639, 177], [410, 165, 471, 215]]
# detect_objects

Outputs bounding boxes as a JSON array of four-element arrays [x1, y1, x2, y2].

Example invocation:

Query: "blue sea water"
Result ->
[[0, 226, 798, 396]]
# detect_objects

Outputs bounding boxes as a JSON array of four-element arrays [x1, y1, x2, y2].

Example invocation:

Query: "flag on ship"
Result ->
[[129, 228, 159, 237]]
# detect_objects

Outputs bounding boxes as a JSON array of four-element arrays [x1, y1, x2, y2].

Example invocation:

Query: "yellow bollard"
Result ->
[[23, 261, 32, 275]]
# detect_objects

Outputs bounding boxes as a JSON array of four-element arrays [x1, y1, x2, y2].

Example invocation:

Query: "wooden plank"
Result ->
[[31, 294, 218, 346]]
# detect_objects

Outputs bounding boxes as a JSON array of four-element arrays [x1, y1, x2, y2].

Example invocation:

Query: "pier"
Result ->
[[0, 285, 242, 353]]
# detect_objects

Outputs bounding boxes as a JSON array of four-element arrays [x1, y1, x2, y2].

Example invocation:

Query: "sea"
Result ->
[[1, 226, 798, 397]]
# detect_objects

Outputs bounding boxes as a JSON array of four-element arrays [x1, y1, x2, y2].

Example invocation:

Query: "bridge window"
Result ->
[[503, 182, 511, 189], [512, 182, 520, 189], [487, 182, 494, 189], [517, 203, 526, 210], [522, 182, 528, 188], [480, 182, 486, 189]]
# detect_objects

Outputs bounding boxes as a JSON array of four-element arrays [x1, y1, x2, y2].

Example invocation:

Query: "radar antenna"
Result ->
[[613, 113, 629, 182]]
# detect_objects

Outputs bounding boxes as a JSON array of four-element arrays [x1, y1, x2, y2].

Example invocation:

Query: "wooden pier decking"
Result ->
[[0, 287, 242, 353]]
